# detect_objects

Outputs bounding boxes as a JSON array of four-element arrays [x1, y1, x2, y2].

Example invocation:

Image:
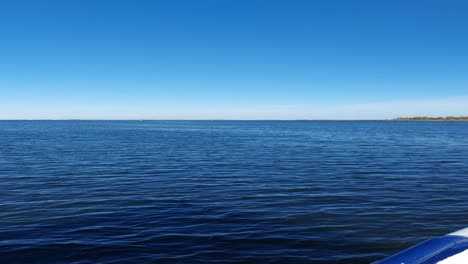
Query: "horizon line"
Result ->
[[0, 118, 431, 121], [1, 117, 466, 121], [1, 118, 392, 121]]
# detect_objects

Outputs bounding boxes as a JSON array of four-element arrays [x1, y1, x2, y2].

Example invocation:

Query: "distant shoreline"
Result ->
[[392, 116, 468, 121]]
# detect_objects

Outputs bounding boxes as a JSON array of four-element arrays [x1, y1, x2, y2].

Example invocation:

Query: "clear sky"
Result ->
[[1, 0, 467, 119]]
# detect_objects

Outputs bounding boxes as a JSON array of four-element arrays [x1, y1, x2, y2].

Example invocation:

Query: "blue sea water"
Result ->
[[1, 120, 468, 264]]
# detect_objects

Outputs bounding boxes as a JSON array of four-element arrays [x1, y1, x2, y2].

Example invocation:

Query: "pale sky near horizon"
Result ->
[[1, 0, 468, 120]]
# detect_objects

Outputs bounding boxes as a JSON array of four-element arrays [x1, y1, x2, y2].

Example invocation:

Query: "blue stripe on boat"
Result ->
[[374, 229, 468, 264]]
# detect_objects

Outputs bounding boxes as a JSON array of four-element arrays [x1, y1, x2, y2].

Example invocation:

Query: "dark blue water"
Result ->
[[1, 121, 468, 263]]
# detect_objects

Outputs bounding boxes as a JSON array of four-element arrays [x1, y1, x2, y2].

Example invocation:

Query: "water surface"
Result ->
[[1, 121, 468, 263]]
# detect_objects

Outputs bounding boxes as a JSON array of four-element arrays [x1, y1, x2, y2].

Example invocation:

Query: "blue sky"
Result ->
[[1, 0, 467, 119]]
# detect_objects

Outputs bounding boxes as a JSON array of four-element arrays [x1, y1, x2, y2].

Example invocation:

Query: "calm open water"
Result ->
[[1, 121, 468, 263]]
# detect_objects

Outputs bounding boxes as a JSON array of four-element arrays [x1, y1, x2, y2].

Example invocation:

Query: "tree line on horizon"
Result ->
[[393, 116, 468, 121]]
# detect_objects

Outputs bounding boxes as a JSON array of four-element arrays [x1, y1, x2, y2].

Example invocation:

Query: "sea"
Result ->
[[1, 120, 467, 263]]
